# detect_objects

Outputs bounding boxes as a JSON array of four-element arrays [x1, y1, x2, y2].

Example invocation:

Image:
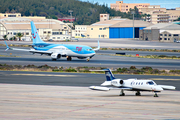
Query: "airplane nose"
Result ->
[[155, 86, 163, 91]]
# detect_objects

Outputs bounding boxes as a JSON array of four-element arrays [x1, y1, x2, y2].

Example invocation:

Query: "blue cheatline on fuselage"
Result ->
[[33, 44, 95, 55]]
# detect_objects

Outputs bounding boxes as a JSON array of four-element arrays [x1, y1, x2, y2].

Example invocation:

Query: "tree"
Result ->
[[51, 15, 58, 19], [9, 36, 17, 41], [3, 35, 8, 40], [16, 33, 23, 41]]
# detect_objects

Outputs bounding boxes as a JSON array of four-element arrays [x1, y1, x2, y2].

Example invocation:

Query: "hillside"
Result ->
[[0, 0, 140, 25]]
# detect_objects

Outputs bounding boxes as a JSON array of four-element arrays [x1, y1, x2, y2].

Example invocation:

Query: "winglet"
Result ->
[[93, 40, 100, 51], [4, 41, 10, 51]]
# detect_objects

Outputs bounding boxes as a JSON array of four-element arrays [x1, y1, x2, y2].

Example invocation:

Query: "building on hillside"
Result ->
[[100, 14, 109, 21], [167, 8, 180, 22], [151, 11, 170, 24], [141, 6, 180, 23], [141, 5, 166, 15], [0, 17, 71, 41], [110, 1, 150, 13], [139, 23, 180, 42], [87, 19, 153, 39], [74, 25, 89, 38]]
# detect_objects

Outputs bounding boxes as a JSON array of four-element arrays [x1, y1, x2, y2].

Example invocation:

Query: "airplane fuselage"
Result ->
[[33, 43, 96, 59], [101, 79, 163, 92]]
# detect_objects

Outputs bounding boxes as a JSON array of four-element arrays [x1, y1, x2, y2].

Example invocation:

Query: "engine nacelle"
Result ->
[[51, 53, 61, 59], [111, 79, 124, 87]]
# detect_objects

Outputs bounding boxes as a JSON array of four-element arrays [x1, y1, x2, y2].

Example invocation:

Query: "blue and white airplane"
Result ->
[[5, 21, 100, 61], [89, 69, 176, 97]]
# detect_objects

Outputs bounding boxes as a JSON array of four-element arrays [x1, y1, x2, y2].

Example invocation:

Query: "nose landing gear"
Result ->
[[67, 56, 72, 61], [154, 92, 158, 97]]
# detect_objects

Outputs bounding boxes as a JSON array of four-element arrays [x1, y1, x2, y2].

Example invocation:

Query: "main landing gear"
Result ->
[[119, 90, 125, 96], [86, 57, 90, 62], [67, 56, 72, 61], [135, 91, 141, 96]]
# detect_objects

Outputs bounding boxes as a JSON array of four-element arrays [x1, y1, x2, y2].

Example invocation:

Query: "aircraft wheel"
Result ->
[[120, 93, 125, 96], [67, 57, 72, 61], [135, 91, 141, 96], [52, 59, 56, 61], [154, 93, 158, 97]]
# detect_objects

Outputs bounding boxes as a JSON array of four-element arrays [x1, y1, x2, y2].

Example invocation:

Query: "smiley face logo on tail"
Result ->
[[32, 32, 37, 39]]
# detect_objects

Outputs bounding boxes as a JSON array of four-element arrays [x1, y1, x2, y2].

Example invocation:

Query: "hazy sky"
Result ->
[[79, 0, 180, 9]]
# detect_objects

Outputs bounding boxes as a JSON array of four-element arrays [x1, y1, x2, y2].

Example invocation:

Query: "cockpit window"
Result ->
[[147, 81, 154, 85], [87, 49, 93, 51]]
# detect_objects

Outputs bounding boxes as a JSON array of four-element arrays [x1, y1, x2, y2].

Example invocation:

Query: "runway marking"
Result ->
[[11, 74, 77, 77], [151, 78, 180, 81], [69, 102, 116, 112]]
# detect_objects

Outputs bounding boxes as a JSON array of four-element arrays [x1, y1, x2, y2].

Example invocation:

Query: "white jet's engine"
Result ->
[[51, 53, 61, 59], [111, 79, 124, 87]]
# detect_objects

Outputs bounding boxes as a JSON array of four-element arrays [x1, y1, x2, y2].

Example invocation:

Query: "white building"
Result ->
[[74, 25, 89, 38], [0, 16, 71, 41]]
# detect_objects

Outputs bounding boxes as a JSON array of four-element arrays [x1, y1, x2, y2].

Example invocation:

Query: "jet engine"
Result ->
[[51, 53, 61, 60], [111, 79, 124, 87]]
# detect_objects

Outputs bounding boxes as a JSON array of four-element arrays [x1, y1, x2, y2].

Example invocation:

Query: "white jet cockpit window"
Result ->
[[147, 81, 154, 85]]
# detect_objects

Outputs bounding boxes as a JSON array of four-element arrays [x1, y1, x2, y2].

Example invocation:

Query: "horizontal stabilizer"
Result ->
[[89, 86, 110, 91], [158, 85, 176, 90]]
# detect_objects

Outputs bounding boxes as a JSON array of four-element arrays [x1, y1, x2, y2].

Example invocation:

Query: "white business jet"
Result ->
[[89, 69, 176, 97]]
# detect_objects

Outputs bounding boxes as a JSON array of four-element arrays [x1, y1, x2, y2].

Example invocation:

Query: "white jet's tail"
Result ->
[[31, 21, 46, 45], [89, 68, 115, 91]]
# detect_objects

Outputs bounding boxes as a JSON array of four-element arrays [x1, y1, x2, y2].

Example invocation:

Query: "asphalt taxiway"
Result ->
[[0, 46, 180, 70], [1, 38, 180, 49], [0, 71, 179, 90], [0, 71, 180, 120]]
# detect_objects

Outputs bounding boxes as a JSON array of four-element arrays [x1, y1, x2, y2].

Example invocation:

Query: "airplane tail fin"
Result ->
[[104, 69, 116, 81], [90, 68, 115, 81], [30, 21, 46, 45], [4, 41, 10, 51]]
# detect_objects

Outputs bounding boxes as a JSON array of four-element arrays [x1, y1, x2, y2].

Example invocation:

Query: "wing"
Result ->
[[4, 41, 52, 55], [158, 85, 176, 90], [89, 86, 132, 91], [9, 47, 52, 55]]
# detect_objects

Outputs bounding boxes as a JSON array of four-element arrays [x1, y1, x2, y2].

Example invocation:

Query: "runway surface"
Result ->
[[0, 46, 180, 70], [1, 38, 180, 49], [0, 71, 179, 120], [0, 71, 179, 90]]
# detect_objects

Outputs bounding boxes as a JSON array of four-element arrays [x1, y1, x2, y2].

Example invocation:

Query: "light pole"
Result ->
[[68, 10, 73, 41], [131, 11, 135, 39]]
